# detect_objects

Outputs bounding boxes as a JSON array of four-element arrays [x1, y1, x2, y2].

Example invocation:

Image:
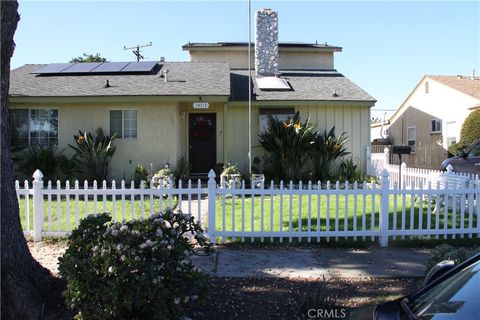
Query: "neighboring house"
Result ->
[[387, 75, 480, 169], [371, 120, 390, 141], [8, 9, 375, 180]]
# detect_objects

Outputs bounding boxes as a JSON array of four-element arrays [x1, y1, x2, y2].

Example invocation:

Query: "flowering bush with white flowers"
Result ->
[[58, 209, 213, 320]]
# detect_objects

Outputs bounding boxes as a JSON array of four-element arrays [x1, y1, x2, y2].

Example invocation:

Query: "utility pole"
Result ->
[[123, 42, 152, 62]]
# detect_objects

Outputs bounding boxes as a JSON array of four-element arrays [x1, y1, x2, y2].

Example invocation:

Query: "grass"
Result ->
[[19, 194, 178, 232], [19, 192, 477, 244], [214, 194, 478, 242]]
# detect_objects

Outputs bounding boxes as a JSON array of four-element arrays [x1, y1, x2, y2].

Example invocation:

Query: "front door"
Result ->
[[189, 113, 216, 174]]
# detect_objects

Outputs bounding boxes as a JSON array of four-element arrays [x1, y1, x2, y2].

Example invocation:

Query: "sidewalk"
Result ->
[[191, 247, 430, 279]]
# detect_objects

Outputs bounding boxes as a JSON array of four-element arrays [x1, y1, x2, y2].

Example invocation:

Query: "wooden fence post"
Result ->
[[207, 169, 216, 244], [379, 169, 390, 247], [32, 169, 44, 242]]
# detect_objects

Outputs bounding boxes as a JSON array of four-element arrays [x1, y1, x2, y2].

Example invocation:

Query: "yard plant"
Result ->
[[259, 112, 352, 181], [259, 111, 316, 181], [69, 128, 117, 183], [58, 209, 213, 320]]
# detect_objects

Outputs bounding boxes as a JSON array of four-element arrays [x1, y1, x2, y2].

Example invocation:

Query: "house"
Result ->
[[8, 8, 376, 181], [386, 75, 480, 169]]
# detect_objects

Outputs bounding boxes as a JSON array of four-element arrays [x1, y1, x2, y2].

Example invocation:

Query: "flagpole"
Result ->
[[248, 0, 252, 177]]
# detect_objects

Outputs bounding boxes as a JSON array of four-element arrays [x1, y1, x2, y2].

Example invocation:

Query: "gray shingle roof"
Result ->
[[9, 62, 231, 97], [230, 70, 376, 102], [10, 63, 375, 103]]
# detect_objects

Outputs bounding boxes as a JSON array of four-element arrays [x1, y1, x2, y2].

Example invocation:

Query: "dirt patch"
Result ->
[[189, 277, 421, 320], [28, 240, 66, 276]]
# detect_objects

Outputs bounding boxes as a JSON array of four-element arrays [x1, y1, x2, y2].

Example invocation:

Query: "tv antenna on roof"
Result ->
[[123, 42, 152, 62]]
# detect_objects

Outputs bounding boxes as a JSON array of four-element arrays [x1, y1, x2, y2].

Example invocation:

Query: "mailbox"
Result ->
[[392, 145, 412, 155]]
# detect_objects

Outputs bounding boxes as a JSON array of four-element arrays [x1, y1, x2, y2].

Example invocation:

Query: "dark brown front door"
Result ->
[[189, 113, 216, 174]]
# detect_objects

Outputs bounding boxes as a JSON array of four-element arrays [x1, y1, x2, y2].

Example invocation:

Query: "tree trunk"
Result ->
[[1, 2, 67, 319]]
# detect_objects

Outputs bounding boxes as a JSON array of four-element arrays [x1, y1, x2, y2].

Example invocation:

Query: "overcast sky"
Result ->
[[12, 1, 480, 118]]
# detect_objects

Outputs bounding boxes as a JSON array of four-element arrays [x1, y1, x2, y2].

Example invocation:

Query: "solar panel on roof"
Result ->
[[90, 62, 130, 73], [61, 62, 103, 73], [32, 63, 74, 74], [121, 61, 157, 72], [256, 77, 291, 91]]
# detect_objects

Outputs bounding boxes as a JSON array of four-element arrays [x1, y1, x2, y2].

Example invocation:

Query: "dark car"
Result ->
[[350, 253, 480, 320], [441, 139, 480, 174]]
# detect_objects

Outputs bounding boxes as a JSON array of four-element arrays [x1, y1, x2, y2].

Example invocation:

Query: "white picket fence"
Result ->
[[367, 146, 480, 188], [16, 169, 480, 247]]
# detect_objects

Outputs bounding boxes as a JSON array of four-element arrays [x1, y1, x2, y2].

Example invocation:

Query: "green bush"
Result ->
[[69, 128, 117, 183], [425, 244, 468, 273], [134, 163, 148, 188], [310, 127, 350, 181], [151, 166, 175, 189], [174, 156, 191, 182], [337, 158, 366, 182], [12, 145, 73, 183], [259, 111, 317, 181], [221, 164, 241, 175], [58, 210, 213, 320], [459, 110, 480, 148]]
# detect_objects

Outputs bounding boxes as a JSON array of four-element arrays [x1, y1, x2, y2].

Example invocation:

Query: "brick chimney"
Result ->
[[255, 8, 279, 76]]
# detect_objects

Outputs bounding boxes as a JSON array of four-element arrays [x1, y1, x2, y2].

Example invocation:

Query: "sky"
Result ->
[[11, 1, 480, 118]]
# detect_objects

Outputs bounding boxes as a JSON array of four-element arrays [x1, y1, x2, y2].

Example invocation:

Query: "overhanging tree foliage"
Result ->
[[70, 52, 107, 63]]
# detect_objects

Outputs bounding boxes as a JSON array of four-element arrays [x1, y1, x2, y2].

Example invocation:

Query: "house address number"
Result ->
[[193, 102, 209, 109]]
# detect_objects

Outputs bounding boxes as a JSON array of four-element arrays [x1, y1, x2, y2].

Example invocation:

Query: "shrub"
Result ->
[[337, 158, 366, 182], [58, 210, 213, 320], [459, 110, 480, 148], [151, 165, 175, 189], [310, 127, 350, 181], [69, 128, 117, 183], [134, 163, 148, 188], [221, 164, 241, 175], [12, 145, 73, 183], [259, 111, 316, 181], [174, 156, 191, 182], [425, 244, 468, 272]]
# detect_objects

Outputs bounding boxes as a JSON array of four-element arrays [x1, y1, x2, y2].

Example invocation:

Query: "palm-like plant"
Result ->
[[69, 128, 117, 183], [310, 127, 350, 181], [259, 112, 316, 181]]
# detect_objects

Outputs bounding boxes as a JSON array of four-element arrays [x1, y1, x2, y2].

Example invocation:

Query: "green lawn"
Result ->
[[214, 194, 477, 236], [18, 192, 477, 242], [18, 195, 178, 232]]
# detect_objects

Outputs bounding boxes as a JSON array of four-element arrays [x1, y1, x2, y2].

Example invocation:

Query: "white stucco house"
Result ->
[[386, 75, 480, 168]]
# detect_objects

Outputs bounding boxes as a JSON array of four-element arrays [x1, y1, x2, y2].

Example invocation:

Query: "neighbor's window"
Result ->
[[447, 137, 457, 147], [407, 126, 416, 146], [9, 108, 58, 149], [431, 118, 442, 133], [425, 81, 429, 94], [110, 110, 137, 138], [259, 107, 295, 133]]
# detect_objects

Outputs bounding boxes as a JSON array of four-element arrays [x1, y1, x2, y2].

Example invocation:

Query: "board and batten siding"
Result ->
[[223, 103, 370, 174], [10, 102, 183, 181]]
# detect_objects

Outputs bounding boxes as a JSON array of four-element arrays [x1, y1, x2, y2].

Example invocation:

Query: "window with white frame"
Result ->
[[431, 118, 442, 133], [407, 126, 416, 146], [110, 110, 137, 138], [9, 108, 58, 149], [258, 107, 295, 133]]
